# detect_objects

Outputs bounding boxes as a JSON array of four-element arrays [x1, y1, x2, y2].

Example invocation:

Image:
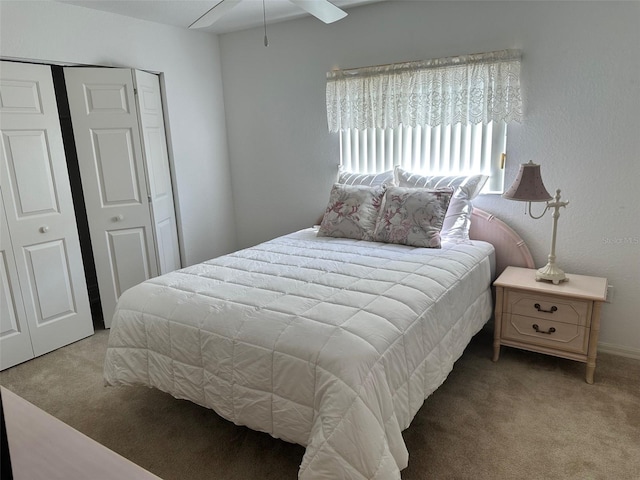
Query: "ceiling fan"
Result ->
[[189, 0, 348, 29]]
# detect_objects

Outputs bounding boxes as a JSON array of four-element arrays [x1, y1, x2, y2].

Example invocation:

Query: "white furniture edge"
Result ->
[[2, 386, 160, 480]]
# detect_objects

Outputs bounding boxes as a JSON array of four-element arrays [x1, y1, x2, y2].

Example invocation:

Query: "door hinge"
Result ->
[[500, 153, 507, 169]]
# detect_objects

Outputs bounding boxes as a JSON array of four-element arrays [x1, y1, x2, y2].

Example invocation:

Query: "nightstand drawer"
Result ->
[[507, 291, 590, 326], [502, 314, 589, 354]]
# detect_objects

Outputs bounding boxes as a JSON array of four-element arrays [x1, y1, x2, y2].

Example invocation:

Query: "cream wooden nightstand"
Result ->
[[493, 266, 607, 384]]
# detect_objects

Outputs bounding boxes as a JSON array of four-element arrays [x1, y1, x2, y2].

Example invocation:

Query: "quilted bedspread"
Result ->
[[104, 228, 494, 479]]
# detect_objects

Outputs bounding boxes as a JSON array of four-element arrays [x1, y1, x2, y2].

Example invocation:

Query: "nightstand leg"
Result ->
[[493, 286, 504, 362], [586, 363, 595, 385], [585, 301, 603, 384], [493, 343, 501, 362]]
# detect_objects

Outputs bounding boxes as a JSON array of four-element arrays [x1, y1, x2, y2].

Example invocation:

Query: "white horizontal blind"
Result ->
[[339, 121, 507, 193]]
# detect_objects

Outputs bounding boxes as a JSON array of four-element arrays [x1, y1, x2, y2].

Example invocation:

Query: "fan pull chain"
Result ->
[[263, 0, 268, 46]]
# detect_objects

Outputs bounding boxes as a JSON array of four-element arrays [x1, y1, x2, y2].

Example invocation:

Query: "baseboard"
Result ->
[[598, 342, 640, 360]]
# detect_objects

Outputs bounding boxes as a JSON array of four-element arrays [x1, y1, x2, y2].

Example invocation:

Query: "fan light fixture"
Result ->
[[503, 161, 570, 284], [189, 0, 348, 30]]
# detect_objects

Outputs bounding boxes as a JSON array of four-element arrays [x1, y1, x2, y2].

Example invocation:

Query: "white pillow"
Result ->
[[394, 167, 489, 241], [338, 168, 395, 187], [394, 167, 488, 198]]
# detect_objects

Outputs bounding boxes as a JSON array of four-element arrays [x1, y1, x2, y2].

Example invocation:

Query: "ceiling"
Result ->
[[55, 0, 386, 34]]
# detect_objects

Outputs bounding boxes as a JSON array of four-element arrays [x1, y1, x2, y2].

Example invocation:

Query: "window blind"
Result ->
[[339, 121, 507, 193]]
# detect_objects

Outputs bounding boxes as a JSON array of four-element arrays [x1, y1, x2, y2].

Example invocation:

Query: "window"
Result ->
[[327, 50, 522, 193], [339, 122, 507, 194]]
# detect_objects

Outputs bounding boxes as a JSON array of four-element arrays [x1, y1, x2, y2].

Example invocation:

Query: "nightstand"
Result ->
[[493, 266, 607, 384]]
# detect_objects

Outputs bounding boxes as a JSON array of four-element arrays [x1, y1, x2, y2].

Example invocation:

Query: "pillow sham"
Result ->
[[394, 166, 488, 199], [394, 167, 489, 242], [441, 195, 474, 242], [338, 168, 395, 187], [318, 183, 386, 241], [373, 186, 453, 248]]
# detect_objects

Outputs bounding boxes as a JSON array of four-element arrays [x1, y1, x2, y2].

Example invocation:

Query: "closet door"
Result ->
[[64, 67, 159, 327], [0, 61, 93, 368], [133, 71, 181, 274], [0, 193, 33, 369]]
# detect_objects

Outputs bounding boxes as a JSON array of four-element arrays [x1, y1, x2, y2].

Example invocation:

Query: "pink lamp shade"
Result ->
[[502, 161, 553, 202]]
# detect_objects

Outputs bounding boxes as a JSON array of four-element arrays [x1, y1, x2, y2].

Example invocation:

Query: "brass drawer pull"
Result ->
[[532, 324, 556, 335], [534, 303, 557, 314]]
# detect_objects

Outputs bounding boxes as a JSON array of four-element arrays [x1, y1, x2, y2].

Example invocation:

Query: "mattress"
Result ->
[[104, 228, 495, 479]]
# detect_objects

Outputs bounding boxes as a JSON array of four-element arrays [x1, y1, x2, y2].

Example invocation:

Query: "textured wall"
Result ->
[[219, 1, 640, 354]]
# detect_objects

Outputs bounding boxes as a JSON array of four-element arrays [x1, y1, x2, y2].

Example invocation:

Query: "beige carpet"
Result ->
[[2, 327, 639, 479]]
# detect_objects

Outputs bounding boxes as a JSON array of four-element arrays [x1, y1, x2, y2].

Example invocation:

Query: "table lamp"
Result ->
[[502, 161, 569, 284]]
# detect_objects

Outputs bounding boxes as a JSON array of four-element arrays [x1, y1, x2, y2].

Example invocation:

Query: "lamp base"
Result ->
[[536, 263, 568, 285]]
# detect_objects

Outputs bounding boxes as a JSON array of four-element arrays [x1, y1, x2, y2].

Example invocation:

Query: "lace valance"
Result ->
[[326, 49, 523, 132]]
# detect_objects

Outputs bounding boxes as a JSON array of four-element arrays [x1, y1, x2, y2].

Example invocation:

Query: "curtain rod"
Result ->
[[328, 49, 522, 78]]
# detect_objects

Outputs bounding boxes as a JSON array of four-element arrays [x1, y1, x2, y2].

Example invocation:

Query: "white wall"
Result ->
[[0, 0, 236, 266], [219, 1, 640, 354]]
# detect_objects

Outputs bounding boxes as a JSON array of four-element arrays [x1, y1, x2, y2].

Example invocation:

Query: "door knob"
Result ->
[[114, 214, 124, 222], [39, 225, 49, 233]]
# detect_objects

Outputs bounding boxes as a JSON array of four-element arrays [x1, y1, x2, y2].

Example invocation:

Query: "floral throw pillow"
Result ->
[[318, 184, 386, 241], [394, 167, 489, 242], [373, 186, 454, 248]]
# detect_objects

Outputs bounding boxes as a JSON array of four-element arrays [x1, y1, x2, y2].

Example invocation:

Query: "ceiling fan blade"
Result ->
[[289, 0, 348, 24], [189, 0, 242, 29]]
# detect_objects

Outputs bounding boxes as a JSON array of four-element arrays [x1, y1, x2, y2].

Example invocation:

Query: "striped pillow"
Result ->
[[338, 169, 395, 187]]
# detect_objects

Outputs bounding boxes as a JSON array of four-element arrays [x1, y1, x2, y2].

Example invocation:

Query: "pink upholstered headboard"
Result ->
[[469, 207, 535, 279]]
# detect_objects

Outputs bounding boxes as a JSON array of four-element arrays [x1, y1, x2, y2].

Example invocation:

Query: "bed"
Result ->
[[104, 204, 533, 480]]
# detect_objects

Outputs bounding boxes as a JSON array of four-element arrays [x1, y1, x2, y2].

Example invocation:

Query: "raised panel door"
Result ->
[[0, 192, 33, 369], [133, 70, 181, 275], [0, 61, 93, 366], [64, 67, 158, 327]]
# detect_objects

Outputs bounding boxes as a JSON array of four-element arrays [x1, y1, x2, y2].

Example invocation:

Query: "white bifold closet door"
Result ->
[[0, 61, 94, 370], [64, 67, 180, 327]]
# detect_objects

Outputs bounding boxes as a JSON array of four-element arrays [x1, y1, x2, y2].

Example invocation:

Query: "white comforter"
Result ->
[[104, 228, 494, 479]]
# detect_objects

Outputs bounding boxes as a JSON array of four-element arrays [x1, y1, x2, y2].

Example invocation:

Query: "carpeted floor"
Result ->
[[1, 327, 639, 479]]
